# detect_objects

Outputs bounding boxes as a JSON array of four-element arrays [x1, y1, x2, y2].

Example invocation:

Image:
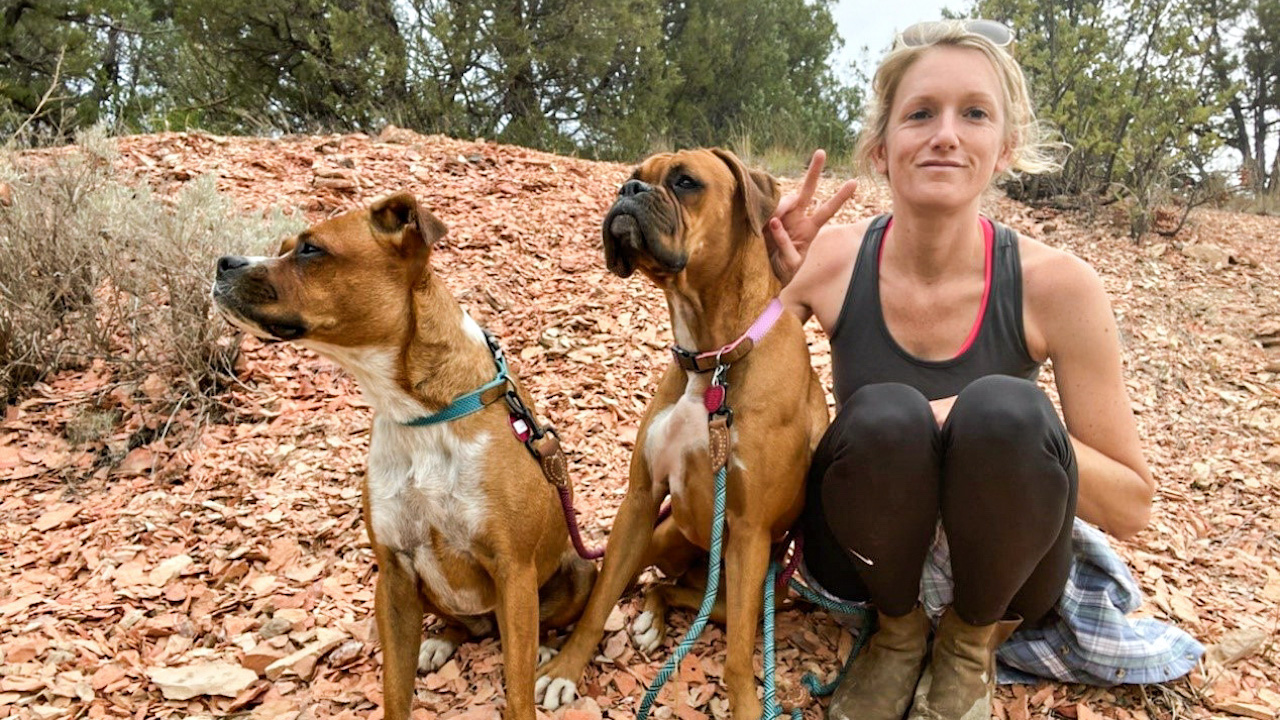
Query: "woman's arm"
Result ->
[[1028, 249, 1154, 540]]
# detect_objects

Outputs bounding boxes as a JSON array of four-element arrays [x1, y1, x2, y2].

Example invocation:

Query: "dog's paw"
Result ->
[[417, 637, 458, 673], [630, 610, 662, 654], [535, 675, 578, 710], [537, 645, 557, 666]]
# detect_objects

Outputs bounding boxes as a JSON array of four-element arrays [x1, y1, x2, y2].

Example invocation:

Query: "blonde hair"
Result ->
[[853, 20, 1064, 180]]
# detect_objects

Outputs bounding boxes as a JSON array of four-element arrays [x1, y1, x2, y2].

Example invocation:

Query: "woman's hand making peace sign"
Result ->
[[766, 149, 859, 286]]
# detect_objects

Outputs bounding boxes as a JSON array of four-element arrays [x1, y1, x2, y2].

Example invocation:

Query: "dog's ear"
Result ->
[[276, 234, 298, 256], [711, 148, 780, 238], [370, 192, 448, 254]]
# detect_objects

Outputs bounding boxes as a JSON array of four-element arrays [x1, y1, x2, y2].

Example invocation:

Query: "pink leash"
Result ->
[[775, 530, 803, 592], [557, 486, 605, 560]]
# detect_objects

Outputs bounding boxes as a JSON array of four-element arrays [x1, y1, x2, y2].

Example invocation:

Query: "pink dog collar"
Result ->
[[671, 298, 785, 373]]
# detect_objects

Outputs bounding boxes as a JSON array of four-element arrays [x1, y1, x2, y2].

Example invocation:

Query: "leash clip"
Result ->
[[504, 389, 565, 458], [483, 330, 505, 362], [705, 358, 733, 426], [504, 390, 542, 441], [710, 356, 729, 387]]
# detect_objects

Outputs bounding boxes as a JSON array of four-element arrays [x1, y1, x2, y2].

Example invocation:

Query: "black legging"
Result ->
[[800, 375, 1078, 626]]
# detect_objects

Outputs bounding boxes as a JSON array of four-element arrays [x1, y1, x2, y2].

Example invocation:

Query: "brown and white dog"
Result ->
[[211, 193, 595, 720], [536, 150, 829, 718]]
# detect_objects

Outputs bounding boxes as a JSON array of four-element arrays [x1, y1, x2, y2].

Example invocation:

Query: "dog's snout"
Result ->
[[217, 255, 250, 276], [608, 214, 640, 245], [618, 179, 653, 198]]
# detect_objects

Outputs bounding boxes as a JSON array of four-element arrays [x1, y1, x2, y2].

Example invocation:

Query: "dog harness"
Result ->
[[400, 329, 602, 559]]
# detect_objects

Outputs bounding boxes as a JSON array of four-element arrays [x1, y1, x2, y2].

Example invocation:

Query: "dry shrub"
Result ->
[[0, 129, 115, 401], [103, 174, 301, 400], [0, 127, 302, 411], [1228, 184, 1280, 217]]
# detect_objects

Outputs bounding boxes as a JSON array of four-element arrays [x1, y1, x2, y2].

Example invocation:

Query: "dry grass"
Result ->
[[1228, 185, 1280, 217], [640, 124, 856, 179], [0, 127, 302, 413]]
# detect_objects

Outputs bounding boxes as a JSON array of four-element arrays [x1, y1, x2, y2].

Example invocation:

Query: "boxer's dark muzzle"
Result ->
[[212, 255, 308, 341], [602, 182, 686, 279]]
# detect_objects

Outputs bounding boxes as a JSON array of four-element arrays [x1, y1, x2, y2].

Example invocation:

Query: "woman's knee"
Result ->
[[948, 376, 1060, 449], [817, 383, 940, 513], [828, 382, 936, 453], [945, 376, 1075, 499]]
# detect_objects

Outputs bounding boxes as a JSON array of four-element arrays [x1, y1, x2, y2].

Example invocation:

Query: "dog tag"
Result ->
[[509, 415, 532, 442], [703, 384, 726, 414], [708, 415, 730, 473]]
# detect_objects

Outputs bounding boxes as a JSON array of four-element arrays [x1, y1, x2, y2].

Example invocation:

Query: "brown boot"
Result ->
[[827, 604, 931, 720], [907, 608, 1022, 720]]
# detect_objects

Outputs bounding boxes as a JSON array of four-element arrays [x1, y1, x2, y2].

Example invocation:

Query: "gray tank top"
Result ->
[[830, 215, 1041, 404]]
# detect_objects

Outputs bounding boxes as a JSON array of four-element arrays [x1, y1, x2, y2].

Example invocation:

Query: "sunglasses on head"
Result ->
[[897, 19, 1015, 48]]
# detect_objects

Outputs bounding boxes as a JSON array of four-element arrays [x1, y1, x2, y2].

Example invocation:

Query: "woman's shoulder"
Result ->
[[785, 215, 884, 329], [1014, 231, 1106, 305], [793, 217, 874, 276], [811, 215, 882, 256], [801, 216, 883, 284], [1013, 230, 1114, 359]]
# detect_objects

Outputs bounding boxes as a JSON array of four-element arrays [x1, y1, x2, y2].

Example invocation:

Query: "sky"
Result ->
[[829, 0, 962, 83]]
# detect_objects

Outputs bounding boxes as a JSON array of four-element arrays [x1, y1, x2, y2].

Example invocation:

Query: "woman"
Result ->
[[768, 20, 1202, 720]]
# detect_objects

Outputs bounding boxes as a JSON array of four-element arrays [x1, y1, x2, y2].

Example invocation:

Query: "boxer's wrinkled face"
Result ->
[[212, 193, 447, 348], [602, 148, 778, 283]]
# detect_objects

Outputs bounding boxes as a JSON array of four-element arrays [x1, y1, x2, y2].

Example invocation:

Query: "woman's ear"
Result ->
[[872, 143, 889, 176], [995, 134, 1016, 174]]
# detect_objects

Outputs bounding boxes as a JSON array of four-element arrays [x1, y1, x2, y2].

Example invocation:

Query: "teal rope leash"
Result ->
[[636, 463, 728, 720], [786, 579, 875, 697], [760, 546, 874, 715], [636, 471, 875, 717], [762, 562, 803, 720]]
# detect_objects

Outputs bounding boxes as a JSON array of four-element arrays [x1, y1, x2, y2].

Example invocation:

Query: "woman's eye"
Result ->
[[966, 108, 990, 120], [298, 241, 323, 257], [674, 175, 700, 190], [907, 109, 931, 121]]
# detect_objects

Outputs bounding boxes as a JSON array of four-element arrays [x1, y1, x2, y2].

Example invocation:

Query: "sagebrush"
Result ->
[[0, 128, 302, 412]]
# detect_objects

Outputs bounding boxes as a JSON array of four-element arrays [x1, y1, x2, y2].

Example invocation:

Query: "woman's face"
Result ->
[[874, 45, 1011, 212]]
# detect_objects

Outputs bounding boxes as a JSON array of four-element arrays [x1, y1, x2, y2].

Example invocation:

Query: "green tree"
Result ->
[[163, 0, 409, 134], [1200, 0, 1279, 192], [0, 0, 165, 141], [2, 0, 859, 161], [396, 0, 856, 158], [659, 0, 858, 156], [396, 0, 673, 156], [978, 0, 1225, 211]]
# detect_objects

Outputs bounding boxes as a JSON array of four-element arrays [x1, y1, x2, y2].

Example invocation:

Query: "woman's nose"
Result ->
[[931, 111, 960, 149]]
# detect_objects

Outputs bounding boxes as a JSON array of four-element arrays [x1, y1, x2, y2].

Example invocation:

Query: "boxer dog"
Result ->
[[211, 193, 595, 720], [536, 149, 828, 718]]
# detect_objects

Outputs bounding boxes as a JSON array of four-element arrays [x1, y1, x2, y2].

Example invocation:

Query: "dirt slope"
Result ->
[[1, 129, 1277, 720]]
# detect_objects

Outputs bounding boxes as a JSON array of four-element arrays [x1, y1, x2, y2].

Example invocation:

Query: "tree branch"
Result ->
[[5, 45, 66, 148]]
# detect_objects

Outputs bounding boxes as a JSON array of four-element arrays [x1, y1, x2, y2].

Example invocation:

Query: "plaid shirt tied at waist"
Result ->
[[802, 518, 1204, 685]]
